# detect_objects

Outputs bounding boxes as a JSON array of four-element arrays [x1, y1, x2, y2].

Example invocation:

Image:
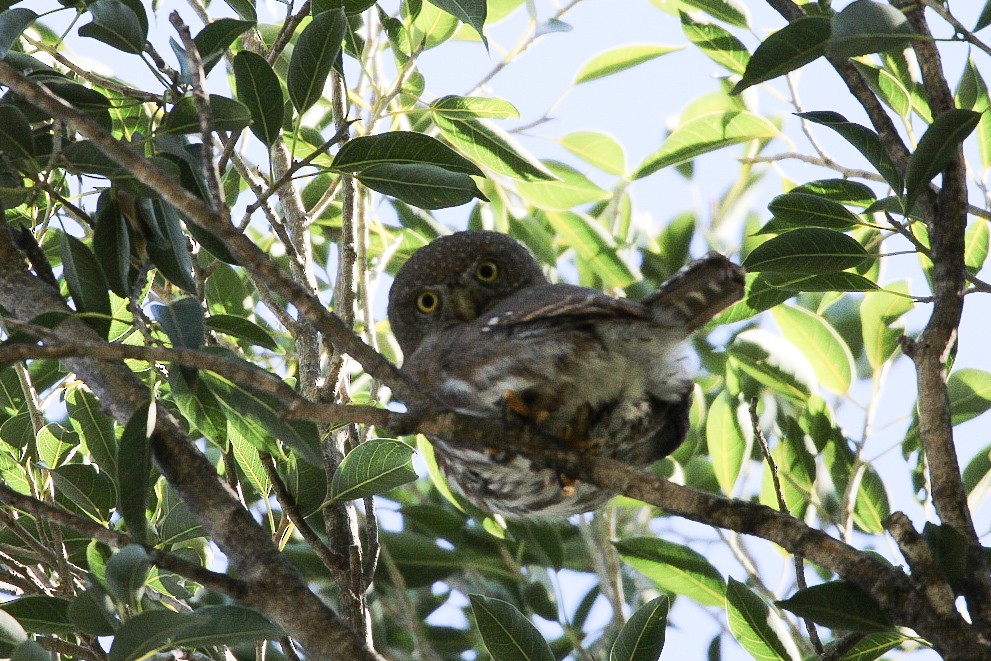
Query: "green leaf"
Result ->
[[679, 0, 749, 28], [904, 109, 981, 214], [92, 193, 130, 297], [117, 403, 153, 545], [860, 281, 912, 369], [469, 594, 554, 661], [852, 465, 890, 533], [966, 218, 990, 275], [0, 105, 35, 165], [333, 131, 483, 176], [151, 298, 205, 351], [105, 545, 150, 606], [771, 305, 854, 394], [60, 234, 112, 339], [791, 179, 876, 207], [777, 582, 892, 633], [610, 595, 669, 661], [544, 211, 638, 288], [66, 387, 117, 476], [0, 8, 37, 59], [205, 314, 279, 351], [798, 111, 902, 191], [732, 17, 830, 95], [161, 95, 252, 134], [144, 199, 197, 294], [433, 113, 554, 181], [761, 271, 879, 293], [353, 162, 486, 209], [743, 228, 867, 273], [194, 18, 255, 75], [36, 423, 77, 469], [827, 0, 917, 59], [11, 640, 51, 661], [78, 0, 146, 54], [222, 0, 256, 21], [725, 578, 801, 661], [68, 585, 117, 636], [203, 370, 323, 466], [559, 130, 627, 175], [758, 192, 861, 234], [328, 438, 417, 503], [288, 8, 346, 112], [834, 632, 909, 661], [729, 329, 817, 400], [634, 111, 778, 178], [233, 50, 283, 146], [574, 44, 681, 84], [854, 62, 912, 119], [614, 537, 726, 607], [516, 161, 609, 210], [707, 391, 752, 495], [978, 1, 991, 31], [52, 464, 116, 522], [679, 12, 749, 75], [0, 610, 26, 645], [430, 95, 520, 120], [713, 273, 791, 324], [956, 58, 991, 169], [0, 596, 74, 635], [426, 0, 486, 42], [229, 422, 271, 499]]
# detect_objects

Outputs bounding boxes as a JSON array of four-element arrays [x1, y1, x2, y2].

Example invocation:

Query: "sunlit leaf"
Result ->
[[574, 44, 682, 84], [771, 305, 854, 394], [726, 578, 802, 661], [615, 537, 726, 607], [328, 439, 417, 503], [469, 595, 553, 661]]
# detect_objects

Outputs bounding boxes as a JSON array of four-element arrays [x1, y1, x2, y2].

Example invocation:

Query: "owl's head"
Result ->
[[388, 231, 548, 356]]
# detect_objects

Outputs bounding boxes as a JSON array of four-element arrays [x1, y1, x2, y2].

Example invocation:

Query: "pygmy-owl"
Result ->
[[388, 231, 745, 517]]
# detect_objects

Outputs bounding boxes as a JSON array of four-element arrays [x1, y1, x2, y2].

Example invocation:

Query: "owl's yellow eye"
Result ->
[[416, 291, 440, 314], [475, 260, 500, 283]]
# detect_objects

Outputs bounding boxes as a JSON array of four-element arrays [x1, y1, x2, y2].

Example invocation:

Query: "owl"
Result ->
[[388, 231, 744, 517]]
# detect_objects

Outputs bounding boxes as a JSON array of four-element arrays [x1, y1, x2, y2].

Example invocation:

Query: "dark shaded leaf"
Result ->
[[469, 594, 554, 661], [732, 17, 830, 94], [151, 298, 205, 351], [354, 162, 486, 209], [0, 8, 37, 59], [92, 192, 130, 297], [333, 131, 483, 176], [798, 111, 901, 190], [105, 545, 149, 607], [161, 95, 252, 134], [194, 18, 254, 75], [288, 8, 346, 112], [743, 228, 867, 273], [726, 578, 801, 660], [60, 234, 112, 339], [904, 109, 980, 214], [233, 50, 283, 146], [68, 585, 117, 636], [116, 403, 153, 544], [205, 314, 279, 350], [78, 0, 146, 54], [827, 0, 917, 58], [328, 439, 417, 503], [610, 595, 669, 661], [0, 105, 34, 166], [427, 0, 486, 42], [776, 582, 892, 632]]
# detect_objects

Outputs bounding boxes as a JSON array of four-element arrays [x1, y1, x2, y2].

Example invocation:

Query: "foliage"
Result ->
[[0, 0, 988, 659]]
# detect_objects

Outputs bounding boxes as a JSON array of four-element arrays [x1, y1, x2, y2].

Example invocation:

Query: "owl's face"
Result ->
[[388, 231, 548, 356]]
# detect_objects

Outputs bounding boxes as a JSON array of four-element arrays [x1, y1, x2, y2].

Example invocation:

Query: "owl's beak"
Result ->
[[450, 288, 477, 321]]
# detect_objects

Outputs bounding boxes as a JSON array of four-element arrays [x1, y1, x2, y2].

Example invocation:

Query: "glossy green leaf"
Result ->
[[726, 578, 801, 661], [761, 271, 879, 293], [772, 305, 854, 394], [233, 50, 283, 146], [52, 464, 116, 522], [798, 111, 901, 190], [679, 11, 748, 75], [516, 161, 609, 210], [144, 199, 197, 294], [229, 421, 271, 499], [78, 0, 146, 54], [777, 582, 892, 633], [610, 595, 669, 661], [333, 131, 483, 176], [205, 314, 279, 351], [60, 234, 112, 339], [36, 423, 77, 468], [904, 109, 980, 214], [860, 281, 912, 369], [469, 594, 554, 661], [430, 95, 519, 120], [759, 193, 861, 234], [707, 391, 752, 495], [117, 403, 153, 544], [222, 0, 256, 21], [635, 111, 778, 178], [434, 113, 554, 181], [713, 274, 791, 324], [328, 439, 417, 503], [791, 179, 876, 207], [729, 329, 817, 400], [827, 0, 917, 59], [614, 537, 726, 607], [0, 8, 37, 59], [288, 8, 346, 112], [854, 62, 911, 119], [427, 0, 486, 41], [544, 211, 637, 288], [0, 596, 73, 635], [353, 162, 486, 209], [194, 18, 254, 75], [956, 58, 991, 169], [574, 43, 681, 84], [732, 17, 830, 94], [559, 131, 627, 175], [161, 94, 252, 134], [744, 228, 867, 273], [92, 193, 129, 297]]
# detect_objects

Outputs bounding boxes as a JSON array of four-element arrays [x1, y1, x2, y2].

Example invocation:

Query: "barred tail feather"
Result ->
[[642, 252, 745, 333]]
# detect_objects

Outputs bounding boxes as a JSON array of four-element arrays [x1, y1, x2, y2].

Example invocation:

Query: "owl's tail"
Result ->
[[642, 252, 746, 333]]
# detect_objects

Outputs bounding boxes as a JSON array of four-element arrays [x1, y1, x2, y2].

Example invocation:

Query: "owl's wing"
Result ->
[[640, 252, 745, 333], [482, 284, 651, 328]]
